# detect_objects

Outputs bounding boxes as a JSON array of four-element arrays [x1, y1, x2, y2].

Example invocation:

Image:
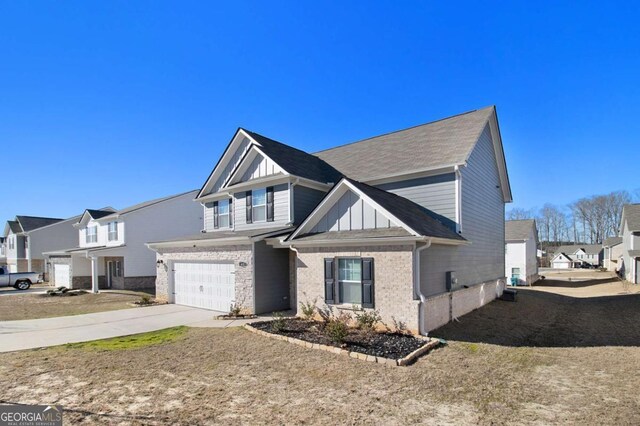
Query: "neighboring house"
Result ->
[[619, 204, 640, 284], [505, 219, 539, 286], [602, 236, 623, 272], [550, 244, 603, 269], [3, 216, 65, 274], [150, 106, 512, 334], [45, 191, 201, 291]]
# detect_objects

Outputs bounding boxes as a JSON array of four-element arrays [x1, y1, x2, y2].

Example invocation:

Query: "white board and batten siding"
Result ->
[[173, 262, 236, 312], [210, 136, 252, 193], [310, 189, 398, 233], [237, 153, 283, 183], [420, 124, 505, 296]]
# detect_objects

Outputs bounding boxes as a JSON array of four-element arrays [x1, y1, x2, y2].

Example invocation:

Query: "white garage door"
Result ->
[[54, 264, 71, 288], [173, 262, 235, 312], [553, 261, 570, 269]]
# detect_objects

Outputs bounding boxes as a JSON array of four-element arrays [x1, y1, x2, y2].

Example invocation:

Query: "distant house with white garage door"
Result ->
[[550, 244, 603, 269], [505, 219, 539, 286], [46, 191, 201, 291]]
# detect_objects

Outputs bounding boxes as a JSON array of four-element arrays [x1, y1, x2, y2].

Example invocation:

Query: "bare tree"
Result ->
[[506, 208, 533, 220]]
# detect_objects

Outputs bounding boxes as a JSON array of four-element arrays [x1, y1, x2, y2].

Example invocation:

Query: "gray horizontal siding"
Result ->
[[293, 185, 326, 225], [420, 124, 505, 295], [376, 173, 456, 225], [234, 184, 289, 231], [253, 241, 291, 313]]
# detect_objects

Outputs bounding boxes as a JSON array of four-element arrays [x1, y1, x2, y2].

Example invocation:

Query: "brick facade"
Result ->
[[295, 244, 420, 332], [154, 245, 254, 312]]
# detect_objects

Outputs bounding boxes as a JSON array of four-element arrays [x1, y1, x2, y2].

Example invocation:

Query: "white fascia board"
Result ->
[[286, 236, 425, 248], [363, 164, 459, 186], [488, 111, 513, 203], [220, 174, 290, 193]]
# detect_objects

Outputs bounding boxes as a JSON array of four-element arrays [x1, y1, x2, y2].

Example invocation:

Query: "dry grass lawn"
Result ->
[[0, 292, 146, 321], [1, 270, 639, 425]]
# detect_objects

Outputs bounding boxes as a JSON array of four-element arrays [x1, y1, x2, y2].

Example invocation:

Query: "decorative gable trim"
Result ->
[[288, 178, 421, 240], [223, 145, 287, 188]]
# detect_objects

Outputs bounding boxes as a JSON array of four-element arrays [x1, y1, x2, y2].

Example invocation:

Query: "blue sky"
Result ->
[[1, 1, 638, 221]]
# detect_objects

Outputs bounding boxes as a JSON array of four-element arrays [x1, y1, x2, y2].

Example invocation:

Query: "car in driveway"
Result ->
[[0, 267, 42, 290]]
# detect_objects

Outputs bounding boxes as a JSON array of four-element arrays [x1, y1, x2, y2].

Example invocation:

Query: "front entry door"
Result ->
[[107, 261, 114, 288], [106, 260, 123, 289]]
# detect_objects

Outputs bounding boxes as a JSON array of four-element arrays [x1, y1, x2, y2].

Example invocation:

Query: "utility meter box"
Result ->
[[446, 271, 457, 292]]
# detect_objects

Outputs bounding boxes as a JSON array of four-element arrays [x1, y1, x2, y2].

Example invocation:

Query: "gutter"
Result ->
[[146, 236, 250, 251], [414, 238, 432, 336]]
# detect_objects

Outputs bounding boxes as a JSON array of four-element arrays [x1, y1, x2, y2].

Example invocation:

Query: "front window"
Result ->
[[108, 222, 118, 241], [9, 238, 14, 250], [252, 188, 267, 222], [24, 237, 28, 250], [218, 199, 230, 228], [338, 258, 362, 304], [86, 226, 98, 243]]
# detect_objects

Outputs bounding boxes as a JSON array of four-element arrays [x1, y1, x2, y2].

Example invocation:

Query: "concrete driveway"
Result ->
[[0, 304, 264, 353]]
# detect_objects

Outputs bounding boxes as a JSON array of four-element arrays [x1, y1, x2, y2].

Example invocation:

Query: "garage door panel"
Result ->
[[54, 264, 70, 288], [173, 262, 235, 312]]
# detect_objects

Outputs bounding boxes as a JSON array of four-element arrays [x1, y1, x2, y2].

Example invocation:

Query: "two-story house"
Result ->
[[3, 216, 65, 274], [45, 190, 202, 291], [550, 244, 603, 269], [619, 204, 640, 284], [603, 236, 624, 272], [505, 219, 539, 286], [150, 106, 512, 333]]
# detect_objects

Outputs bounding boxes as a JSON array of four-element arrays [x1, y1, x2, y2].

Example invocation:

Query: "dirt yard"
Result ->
[[1, 270, 639, 424], [0, 292, 147, 321]]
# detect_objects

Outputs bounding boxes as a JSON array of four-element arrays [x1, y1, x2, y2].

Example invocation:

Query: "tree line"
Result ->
[[507, 190, 637, 245]]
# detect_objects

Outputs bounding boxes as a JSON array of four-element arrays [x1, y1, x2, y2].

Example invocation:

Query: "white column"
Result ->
[[91, 256, 99, 293]]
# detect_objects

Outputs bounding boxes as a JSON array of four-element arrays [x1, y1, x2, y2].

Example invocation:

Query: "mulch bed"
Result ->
[[251, 318, 425, 359]]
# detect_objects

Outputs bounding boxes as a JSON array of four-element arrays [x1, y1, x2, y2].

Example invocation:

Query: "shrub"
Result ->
[[229, 302, 242, 317], [299, 299, 317, 320], [271, 311, 286, 332], [391, 316, 409, 335], [324, 311, 351, 343], [317, 305, 332, 323], [138, 295, 153, 305], [355, 309, 381, 331]]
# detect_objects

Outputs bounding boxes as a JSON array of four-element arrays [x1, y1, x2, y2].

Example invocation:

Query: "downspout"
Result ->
[[414, 238, 432, 336], [288, 178, 300, 226], [289, 245, 300, 313]]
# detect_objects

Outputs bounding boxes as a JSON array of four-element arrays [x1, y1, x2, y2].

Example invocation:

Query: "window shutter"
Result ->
[[213, 201, 219, 229], [245, 191, 252, 224], [361, 258, 374, 308], [228, 198, 233, 227], [324, 258, 335, 304], [266, 186, 274, 222]]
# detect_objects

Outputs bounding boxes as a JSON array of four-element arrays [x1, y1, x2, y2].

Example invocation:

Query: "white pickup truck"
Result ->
[[0, 267, 42, 290]]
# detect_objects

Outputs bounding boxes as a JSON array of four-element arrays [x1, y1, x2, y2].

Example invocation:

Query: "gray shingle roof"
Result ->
[[334, 178, 464, 241], [244, 129, 343, 184], [314, 106, 495, 181], [86, 209, 114, 220], [505, 219, 536, 241], [149, 227, 293, 245], [293, 227, 411, 242], [553, 244, 603, 256], [100, 190, 198, 220], [15, 216, 64, 232], [603, 236, 623, 247], [7, 220, 23, 234], [622, 204, 640, 232]]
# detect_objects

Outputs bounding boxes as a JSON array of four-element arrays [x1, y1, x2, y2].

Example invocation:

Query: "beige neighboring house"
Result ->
[[602, 236, 623, 272], [619, 204, 640, 284], [505, 219, 539, 286]]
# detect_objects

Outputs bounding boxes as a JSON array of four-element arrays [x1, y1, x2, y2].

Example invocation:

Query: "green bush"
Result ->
[[324, 311, 351, 343], [355, 309, 381, 331], [299, 299, 316, 320], [271, 311, 286, 332]]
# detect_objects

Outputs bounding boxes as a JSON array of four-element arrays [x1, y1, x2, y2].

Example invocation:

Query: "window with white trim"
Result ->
[[24, 237, 28, 250], [218, 199, 230, 228], [252, 188, 267, 222], [86, 226, 98, 243], [9, 237, 14, 250], [338, 258, 363, 305], [108, 222, 118, 241]]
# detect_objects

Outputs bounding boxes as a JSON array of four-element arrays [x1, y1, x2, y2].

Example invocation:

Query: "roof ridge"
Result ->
[[242, 128, 317, 157], [314, 106, 495, 154]]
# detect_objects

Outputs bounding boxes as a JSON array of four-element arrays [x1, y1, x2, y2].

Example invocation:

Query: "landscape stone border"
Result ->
[[243, 324, 441, 366]]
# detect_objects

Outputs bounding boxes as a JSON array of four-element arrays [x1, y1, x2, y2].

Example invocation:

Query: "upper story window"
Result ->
[[108, 222, 118, 241], [9, 238, 14, 250], [0, 243, 5, 255], [24, 237, 28, 250], [245, 187, 274, 224], [86, 226, 98, 243], [213, 199, 232, 228], [252, 188, 267, 222]]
